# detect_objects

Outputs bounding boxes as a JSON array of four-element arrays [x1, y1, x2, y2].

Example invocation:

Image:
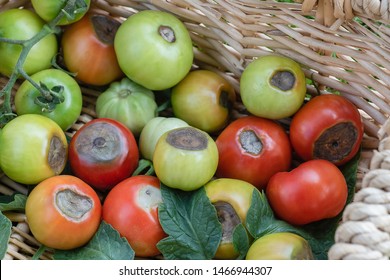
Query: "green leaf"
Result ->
[[0, 193, 27, 212], [232, 223, 250, 260], [0, 211, 12, 259], [157, 184, 222, 260], [53, 221, 134, 260]]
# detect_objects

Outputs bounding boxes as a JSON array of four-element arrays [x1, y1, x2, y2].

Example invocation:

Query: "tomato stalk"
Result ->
[[0, 0, 88, 127]]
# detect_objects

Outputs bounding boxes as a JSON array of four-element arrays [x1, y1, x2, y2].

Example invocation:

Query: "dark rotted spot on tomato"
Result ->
[[220, 90, 233, 111], [166, 127, 208, 150], [48, 136, 67, 175], [75, 122, 121, 162], [239, 130, 262, 155], [159, 25, 176, 43], [91, 14, 121, 44], [270, 70, 295, 91], [313, 122, 358, 163], [213, 201, 241, 244], [56, 189, 93, 221]]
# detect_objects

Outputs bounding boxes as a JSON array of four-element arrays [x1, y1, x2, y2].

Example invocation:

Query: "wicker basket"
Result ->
[[1, 0, 390, 260]]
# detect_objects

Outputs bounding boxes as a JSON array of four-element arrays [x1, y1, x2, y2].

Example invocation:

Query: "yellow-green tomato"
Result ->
[[139, 117, 189, 161], [171, 70, 236, 133], [240, 55, 306, 119], [0, 114, 68, 185], [204, 178, 258, 259], [153, 126, 218, 191], [245, 232, 314, 260]]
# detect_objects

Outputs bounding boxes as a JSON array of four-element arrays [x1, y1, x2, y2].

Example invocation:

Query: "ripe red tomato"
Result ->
[[266, 159, 348, 225], [68, 118, 139, 192], [61, 13, 124, 86], [215, 116, 292, 189], [289, 94, 364, 166], [25, 175, 102, 250], [102, 175, 166, 257]]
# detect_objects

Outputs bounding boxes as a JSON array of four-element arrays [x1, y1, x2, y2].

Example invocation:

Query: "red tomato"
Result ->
[[266, 159, 348, 225], [289, 94, 364, 166], [215, 116, 292, 189], [61, 13, 124, 86], [69, 118, 139, 192], [25, 175, 102, 250], [102, 175, 166, 257]]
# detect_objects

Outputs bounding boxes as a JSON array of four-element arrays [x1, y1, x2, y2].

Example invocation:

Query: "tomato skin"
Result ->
[[102, 175, 166, 257], [61, 13, 124, 86], [14, 69, 83, 131], [0, 9, 58, 77], [266, 159, 348, 226], [215, 116, 292, 190], [171, 70, 236, 133], [289, 94, 364, 166], [69, 118, 139, 192], [0, 114, 68, 185], [25, 175, 102, 250]]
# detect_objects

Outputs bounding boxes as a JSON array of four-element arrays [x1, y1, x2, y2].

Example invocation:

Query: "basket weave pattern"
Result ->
[[1, 0, 390, 260]]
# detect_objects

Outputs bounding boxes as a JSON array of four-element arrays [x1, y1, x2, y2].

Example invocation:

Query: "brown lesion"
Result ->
[[239, 130, 262, 155], [213, 201, 241, 244], [270, 70, 295, 91], [48, 136, 67, 175], [91, 14, 121, 45], [166, 127, 208, 151], [55, 189, 93, 221]]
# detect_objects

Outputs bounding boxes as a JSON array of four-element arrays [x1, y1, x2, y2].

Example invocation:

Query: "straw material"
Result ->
[[1, 0, 390, 260]]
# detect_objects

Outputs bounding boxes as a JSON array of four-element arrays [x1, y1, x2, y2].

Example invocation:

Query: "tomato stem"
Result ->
[[31, 244, 48, 260], [132, 159, 155, 176]]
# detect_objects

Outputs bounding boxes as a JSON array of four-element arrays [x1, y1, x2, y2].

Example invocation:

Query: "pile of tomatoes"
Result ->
[[0, 1, 364, 260]]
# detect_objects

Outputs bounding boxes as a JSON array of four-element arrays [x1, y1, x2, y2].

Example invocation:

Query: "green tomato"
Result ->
[[245, 232, 314, 260], [31, 0, 91, 25], [114, 10, 194, 90], [0, 9, 58, 77], [153, 126, 218, 191], [204, 178, 258, 259], [96, 77, 158, 137], [139, 117, 189, 161], [14, 69, 83, 131], [0, 114, 68, 185], [240, 55, 306, 119]]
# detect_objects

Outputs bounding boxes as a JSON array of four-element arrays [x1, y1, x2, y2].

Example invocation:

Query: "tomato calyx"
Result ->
[[55, 188, 93, 222], [166, 127, 208, 151], [239, 130, 262, 155], [48, 136, 67, 174], [270, 70, 295, 91], [91, 14, 120, 44], [313, 122, 358, 163], [158, 25, 176, 43], [213, 201, 241, 244]]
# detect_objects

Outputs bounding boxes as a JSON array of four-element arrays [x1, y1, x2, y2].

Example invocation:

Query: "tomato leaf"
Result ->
[[157, 184, 222, 260], [0, 193, 27, 212], [232, 223, 250, 260], [0, 211, 12, 259], [53, 221, 134, 260]]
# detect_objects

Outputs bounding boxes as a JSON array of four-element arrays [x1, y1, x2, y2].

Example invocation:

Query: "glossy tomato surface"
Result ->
[[102, 175, 166, 257], [215, 116, 292, 190], [25, 175, 102, 250], [289, 94, 364, 166], [69, 118, 139, 192], [266, 159, 348, 225]]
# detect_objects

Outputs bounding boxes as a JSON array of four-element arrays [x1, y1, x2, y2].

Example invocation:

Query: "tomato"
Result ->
[[153, 126, 218, 191], [95, 78, 158, 136], [25, 175, 101, 250], [289, 94, 364, 166], [102, 175, 166, 257], [0, 8, 58, 77], [114, 10, 193, 90], [245, 232, 314, 260], [61, 13, 124, 86], [204, 178, 258, 259], [0, 114, 67, 185], [68, 118, 139, 192], [139, 117, 189, 161], [31, 0, 90, 25], [240, 55, 306, 119], [14, 69, 83, 131], [266, 159, 348, 225], [215, 116, 292, 190], [171, 70, 236, 134]]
